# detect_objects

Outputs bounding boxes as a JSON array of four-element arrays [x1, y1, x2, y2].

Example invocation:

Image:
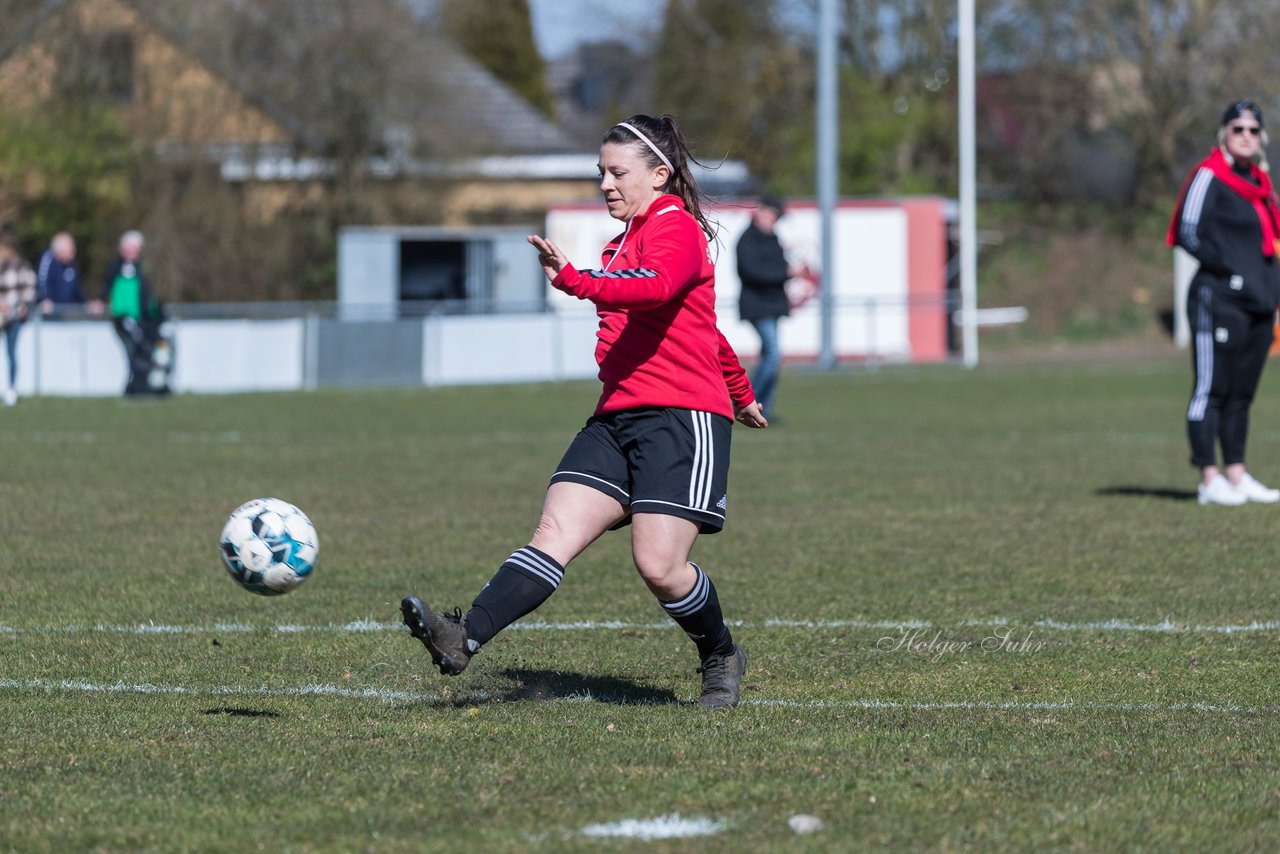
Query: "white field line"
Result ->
[[0, 431, 280, 445], [0, 677, 1273, 716], [579, 814, 727, 840], [2, 617, 1280, 635], [0, 677, 454, 703]]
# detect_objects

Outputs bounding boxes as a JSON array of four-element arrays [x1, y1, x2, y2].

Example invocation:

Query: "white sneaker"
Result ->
[[1198, 474, 1247, 506], [1, 387, 15, 407], [1235, 473, 1280, 504]]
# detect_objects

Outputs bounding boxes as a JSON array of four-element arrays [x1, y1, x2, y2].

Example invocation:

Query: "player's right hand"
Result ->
[[527, 234, 568, 282]]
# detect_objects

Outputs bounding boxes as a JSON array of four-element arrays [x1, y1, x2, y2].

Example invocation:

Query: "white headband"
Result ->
[[616, 122, 674, 174]]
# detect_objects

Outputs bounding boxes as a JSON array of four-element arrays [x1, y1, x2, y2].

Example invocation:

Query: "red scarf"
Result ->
[[1167, 148, 1280, 257]]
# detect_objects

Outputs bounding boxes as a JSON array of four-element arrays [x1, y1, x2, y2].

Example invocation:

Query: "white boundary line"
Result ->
[[0, 677, 442, 703], [0, 431, 285, 445], [3, 617, 1280, 635], [579, 814, 727, 840], [0, 677, 1272, 715]]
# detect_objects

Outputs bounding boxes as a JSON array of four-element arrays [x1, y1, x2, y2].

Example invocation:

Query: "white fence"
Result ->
[[3, 293, 953, 398], [1, 197, 960, 398], [4, 309, 600, 397]]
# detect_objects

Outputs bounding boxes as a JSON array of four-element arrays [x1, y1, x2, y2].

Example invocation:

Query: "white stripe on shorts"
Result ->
[[551, 470, 630, 501], [631, 498, 725, 521], [688, 411, 713, 510]]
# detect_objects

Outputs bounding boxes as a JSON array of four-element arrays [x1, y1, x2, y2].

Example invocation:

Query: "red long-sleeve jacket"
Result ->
[[551, 193, 754, 419]]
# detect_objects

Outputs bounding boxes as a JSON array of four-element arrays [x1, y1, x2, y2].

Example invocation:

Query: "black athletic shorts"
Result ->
[[550, 407, 733, 534]]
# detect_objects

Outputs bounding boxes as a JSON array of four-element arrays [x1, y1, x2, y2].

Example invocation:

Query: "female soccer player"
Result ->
[[402, 114, 766, 707]]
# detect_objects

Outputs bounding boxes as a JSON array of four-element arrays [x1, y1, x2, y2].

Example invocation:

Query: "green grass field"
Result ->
[[4, 355, 1280, 851]]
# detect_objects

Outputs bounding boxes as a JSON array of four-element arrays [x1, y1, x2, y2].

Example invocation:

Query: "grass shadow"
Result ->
[[202, 707, 281, 718], [1096, 485, 1197, 502], [496, 668, 682, 706], [386, 669, 685, 711]]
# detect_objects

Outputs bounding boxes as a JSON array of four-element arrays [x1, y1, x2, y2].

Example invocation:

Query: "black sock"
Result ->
[[464, 546, 563, 651], [659, 563, 734, 660]]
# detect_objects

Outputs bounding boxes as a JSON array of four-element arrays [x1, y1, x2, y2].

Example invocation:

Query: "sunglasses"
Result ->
[[1230, 124, 1262, 137]]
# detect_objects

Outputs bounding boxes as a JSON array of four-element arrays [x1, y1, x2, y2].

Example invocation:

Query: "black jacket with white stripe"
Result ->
[[1173, 164, 1280, 317]]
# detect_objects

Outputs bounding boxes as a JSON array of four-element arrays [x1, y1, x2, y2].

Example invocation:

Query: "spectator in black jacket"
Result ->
[[1168, 99, 1280, 505], [37, 232, 86, 318], [736, 196, 806, 420]]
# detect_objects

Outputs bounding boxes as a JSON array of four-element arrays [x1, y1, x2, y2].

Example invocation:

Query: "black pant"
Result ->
[[1186, 287, 1274, 467], [113, 316, 155, 395]]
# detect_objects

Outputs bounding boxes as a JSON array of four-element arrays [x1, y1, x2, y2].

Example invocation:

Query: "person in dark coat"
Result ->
[[736, 195, 805, 420], [1168, 99, 1280, 505], [36, 232, 86, 318]]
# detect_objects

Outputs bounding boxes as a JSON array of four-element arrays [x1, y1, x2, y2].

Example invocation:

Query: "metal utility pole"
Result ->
[[816, 0, 838, 369], [958, 0, 978, 367]]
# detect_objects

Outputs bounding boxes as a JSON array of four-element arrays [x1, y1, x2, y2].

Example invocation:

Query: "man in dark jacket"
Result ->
[[37, 232, 86, 318], [736, 195, 802, 420]]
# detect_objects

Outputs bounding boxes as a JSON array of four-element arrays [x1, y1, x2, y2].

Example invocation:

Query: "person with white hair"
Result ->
[[1168, 99, 1280, 506], [37, 231, 86, 318], [101, 230, 160, 396]]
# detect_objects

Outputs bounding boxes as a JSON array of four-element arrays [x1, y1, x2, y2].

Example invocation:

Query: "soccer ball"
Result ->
[[219, 498, 318, 595]]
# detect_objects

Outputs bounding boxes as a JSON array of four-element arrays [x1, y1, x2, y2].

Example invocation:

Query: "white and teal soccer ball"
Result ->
[[219, 498, 318, 596]]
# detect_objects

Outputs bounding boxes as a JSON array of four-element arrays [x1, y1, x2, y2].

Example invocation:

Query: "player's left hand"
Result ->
[[527, 234, 568, 281], [735, 401, 768, 428]]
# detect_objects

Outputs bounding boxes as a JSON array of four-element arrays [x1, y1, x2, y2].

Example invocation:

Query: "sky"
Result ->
[[526, 0, 666, 59], [406, 2, 816, 63]]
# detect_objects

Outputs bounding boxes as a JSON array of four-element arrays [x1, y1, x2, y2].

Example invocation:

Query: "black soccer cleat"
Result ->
[[400, 595, 473, 676], [696, 644, 747, 708]]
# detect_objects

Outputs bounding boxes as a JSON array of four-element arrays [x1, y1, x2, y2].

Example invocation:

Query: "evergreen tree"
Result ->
[[655, 0, 807, 187], [439, 0, 555, 116]]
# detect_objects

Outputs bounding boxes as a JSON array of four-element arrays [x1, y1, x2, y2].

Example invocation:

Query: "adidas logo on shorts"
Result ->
[[716, 494, 728, 510]]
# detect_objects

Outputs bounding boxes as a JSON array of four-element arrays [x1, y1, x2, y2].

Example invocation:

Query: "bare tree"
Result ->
[[981, 0, 1280, 205]]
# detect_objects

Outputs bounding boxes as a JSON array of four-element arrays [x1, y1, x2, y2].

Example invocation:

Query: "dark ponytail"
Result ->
[[603, 114, 715, 240]]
